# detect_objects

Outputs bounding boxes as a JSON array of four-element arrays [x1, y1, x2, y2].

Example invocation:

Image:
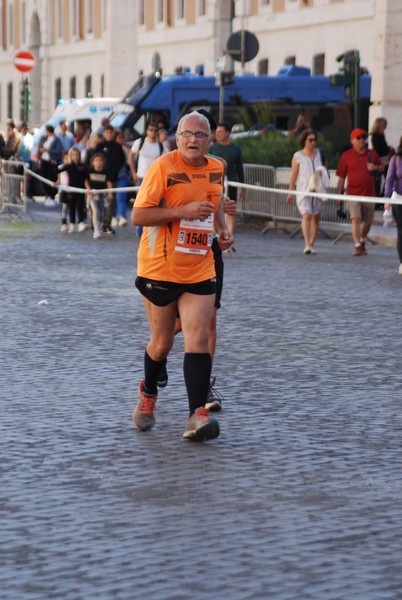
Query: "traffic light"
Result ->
[[329, 50, 359, 100], [330, 49, 361, 127], [19, 79, 31, 122]]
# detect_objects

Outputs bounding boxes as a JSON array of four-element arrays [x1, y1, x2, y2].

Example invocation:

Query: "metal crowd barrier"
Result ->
[[235, 164, 351, 241], [0, 160, 27, 219]]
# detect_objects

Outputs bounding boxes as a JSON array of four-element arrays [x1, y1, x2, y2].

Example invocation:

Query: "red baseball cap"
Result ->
[[350, 128, 367, 140]]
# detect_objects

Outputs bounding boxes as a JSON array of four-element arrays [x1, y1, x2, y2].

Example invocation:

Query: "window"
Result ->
[[177, 0, 185, 19], [103, 0, 107, 31], [72, 0, 78, 36], [100, 74, 104, 97], [139, 0, 145, 25], [313, 53, 325, 75], [157, 0, 164, 22], [70, 76, 76, 98], [85, 75, 92, 97], [56, 0, 62, 38], [55, 78, 62, 106], [198, 0, 206, 15], [22, 2, 26, 44], [258, 59, 269, 75], [7, 82, 13, 118], [87, 0, 94, 33], [9, 3, 13, 46], [285, 55, 296, 65]]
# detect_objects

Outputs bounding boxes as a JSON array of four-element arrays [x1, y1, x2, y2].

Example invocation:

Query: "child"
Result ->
[[58, 147, 88, 233], [85, 153, 113, 239]]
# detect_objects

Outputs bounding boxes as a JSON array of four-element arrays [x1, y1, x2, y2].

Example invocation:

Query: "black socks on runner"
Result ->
[[144, 351, 166, 395], [183, 352, 212, 415]]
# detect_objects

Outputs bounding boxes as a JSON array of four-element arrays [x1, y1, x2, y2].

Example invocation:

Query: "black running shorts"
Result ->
[[135, 276, 217, 307]]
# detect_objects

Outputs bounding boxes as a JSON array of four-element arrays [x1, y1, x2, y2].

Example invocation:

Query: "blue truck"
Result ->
[[110, 67, 371, 152]]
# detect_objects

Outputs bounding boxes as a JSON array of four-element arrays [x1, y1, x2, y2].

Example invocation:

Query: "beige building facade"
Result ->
[[0, 0, 401, 145]]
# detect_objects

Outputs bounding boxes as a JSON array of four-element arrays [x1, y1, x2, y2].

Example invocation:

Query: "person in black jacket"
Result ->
[[94, 124, 126, 231], [38, 124, 63, 203]]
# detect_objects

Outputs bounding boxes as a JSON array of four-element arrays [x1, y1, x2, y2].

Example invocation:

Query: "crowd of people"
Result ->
[[0, 117, 171, 239]]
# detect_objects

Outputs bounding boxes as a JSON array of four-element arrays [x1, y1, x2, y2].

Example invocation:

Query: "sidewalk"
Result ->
[[1, 207, 402, 600]]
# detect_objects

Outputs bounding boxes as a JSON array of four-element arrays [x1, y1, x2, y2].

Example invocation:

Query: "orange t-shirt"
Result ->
[[135, 150, 224, 284]]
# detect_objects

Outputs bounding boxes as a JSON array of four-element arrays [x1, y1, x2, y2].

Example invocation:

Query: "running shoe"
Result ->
[[68, 223, 75, 234], [157, 363, 168, 389], [119, 217, 128, 227], [132, 381, 157, 431], [205, 376, 223, 412], [60, 223, 68, 233], [182, 406, 220, 442]]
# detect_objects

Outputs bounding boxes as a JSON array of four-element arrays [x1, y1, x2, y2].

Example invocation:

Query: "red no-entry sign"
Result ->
[[13, 50, 36, 73]]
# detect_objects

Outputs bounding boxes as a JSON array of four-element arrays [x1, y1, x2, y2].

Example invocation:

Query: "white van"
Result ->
[[51, 97, 119, 134]]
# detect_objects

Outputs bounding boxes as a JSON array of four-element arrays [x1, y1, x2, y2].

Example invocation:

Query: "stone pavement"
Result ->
[[1, 204, 402, 600]]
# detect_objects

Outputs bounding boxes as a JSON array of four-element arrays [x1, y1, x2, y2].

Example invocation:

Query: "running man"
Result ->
[[131, 111, 234, 442]]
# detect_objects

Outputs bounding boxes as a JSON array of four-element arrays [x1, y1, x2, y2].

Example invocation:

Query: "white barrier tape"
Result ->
[[22, 166, 398, 206], [227, 180, 401, 206], [25, 168, 140, 195]]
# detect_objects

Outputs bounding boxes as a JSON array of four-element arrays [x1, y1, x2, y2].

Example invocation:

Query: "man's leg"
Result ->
[[178, 292, 220, 441], [132, 298, 177, 432], [351, 217, 361, 245]]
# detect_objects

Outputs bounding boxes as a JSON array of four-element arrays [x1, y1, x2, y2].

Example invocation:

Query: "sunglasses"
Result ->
[[355, 136, 367, 140]]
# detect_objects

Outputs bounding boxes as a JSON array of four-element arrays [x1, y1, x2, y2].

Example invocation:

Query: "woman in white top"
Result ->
[[287, 128, 329, 254]]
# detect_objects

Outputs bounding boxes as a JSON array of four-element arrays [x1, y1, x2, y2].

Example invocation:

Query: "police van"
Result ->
[[109, 68, 371, 152]]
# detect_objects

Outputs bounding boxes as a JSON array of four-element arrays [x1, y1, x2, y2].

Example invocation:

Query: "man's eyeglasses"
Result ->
[[355, 136, 367, 140], [307, 138, 317, 142], [178, 130, 210, 139], [147, 127, 158, 132]]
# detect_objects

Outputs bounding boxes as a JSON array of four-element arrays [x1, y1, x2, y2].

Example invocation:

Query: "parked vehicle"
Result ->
[[109, 67, 371, 152]]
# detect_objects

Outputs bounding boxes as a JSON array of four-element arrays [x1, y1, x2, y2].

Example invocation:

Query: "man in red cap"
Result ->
[[336, 128, 384, 255]]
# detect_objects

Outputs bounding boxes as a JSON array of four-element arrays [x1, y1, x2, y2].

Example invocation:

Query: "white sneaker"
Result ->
[[398, 264, 402, 275], [93, 228, 102, 240], [68, 223, 75, 234], [111, 217, 118, 229], [118, 216, 128, 227], [78, 222, 89, 233], [303, 246, 312, 254], [60, 224, 68, 233], [44, 198, 56, 208]]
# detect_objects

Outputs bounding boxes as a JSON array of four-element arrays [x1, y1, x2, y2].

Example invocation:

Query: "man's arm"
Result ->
[[336, 176, 345, 196], [214, 201, 234, 250]]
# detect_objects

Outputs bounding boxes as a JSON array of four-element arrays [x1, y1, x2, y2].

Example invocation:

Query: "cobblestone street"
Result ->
[[1, 208, 402, 600]]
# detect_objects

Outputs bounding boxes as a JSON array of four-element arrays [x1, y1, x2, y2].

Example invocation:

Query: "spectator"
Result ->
[[57, 120, 76, 156], [113, 128, 131, 226], [95, 124, 126, 232], [57, 147, 88, 234], [128, 120, 166, 236], [290, 113, 312, 137], [0, 130, 5, 157], [3, 119, 21, 160], [210, 122, 245, 245], [287, 128, 329, 254], [18, 122, 34, 163], [336, 128, 384, 256], [85, 153, 113, 240], [384, 136, 402, 274], [369, 117, 395, 196], [158, 128, 171, 152], [38, 124, 63, 205]]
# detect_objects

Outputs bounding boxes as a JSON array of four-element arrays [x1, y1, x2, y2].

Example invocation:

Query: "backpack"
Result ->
[[134, 136, 163, 170]]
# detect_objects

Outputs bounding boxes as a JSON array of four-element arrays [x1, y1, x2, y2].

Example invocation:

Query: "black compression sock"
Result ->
[[183, 352, 212, 415], [144, 351, 166, 395]]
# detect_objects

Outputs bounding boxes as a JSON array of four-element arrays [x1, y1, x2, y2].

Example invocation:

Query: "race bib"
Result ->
[[175, 213, 214, 255]]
